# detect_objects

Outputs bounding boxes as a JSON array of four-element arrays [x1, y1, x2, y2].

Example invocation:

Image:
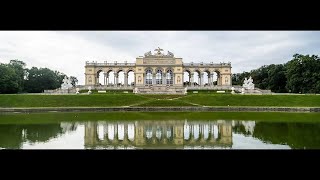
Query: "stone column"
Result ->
[[153, 73, 156, 85], [124, 124, 128, 141], [173, 73, 176, 85], [103, 73, 107, 85], [104, 124, 109, 141], [200, 73, 204, 87], [124, 72, 128, 87], [190, 73, 194, 87], [208, 73, 211, 87], [115, 74, 118, 87], [114, 124, 118, 140], [162, 73, 166, 85]]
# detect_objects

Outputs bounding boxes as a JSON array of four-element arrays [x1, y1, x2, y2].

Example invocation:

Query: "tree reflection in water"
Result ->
[[1, 119, 320, 149]]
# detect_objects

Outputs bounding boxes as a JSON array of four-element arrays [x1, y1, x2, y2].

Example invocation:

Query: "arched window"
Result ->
[[146, 69, 152, 85], [156, 70, 162, 84], [166, 70, 173, 85]]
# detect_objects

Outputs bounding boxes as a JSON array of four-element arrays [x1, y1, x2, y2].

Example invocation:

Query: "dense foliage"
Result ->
[[0, 60, 78, 93], [232, 54, 320, 93]]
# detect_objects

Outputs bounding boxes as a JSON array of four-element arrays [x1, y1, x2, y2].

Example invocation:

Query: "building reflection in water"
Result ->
[[84, 120, 233, 149]]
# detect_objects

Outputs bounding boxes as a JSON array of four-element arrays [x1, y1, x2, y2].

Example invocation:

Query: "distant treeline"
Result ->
[[0, 60, 78, 94], [232, 54, 320, 93]]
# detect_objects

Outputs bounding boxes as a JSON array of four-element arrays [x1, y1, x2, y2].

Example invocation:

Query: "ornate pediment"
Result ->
[[144, 47, 174, 58]]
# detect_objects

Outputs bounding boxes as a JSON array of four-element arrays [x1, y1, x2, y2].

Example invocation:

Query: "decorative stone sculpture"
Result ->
[[88, 86, 92, 94], [184, 87, 188, 95], [133, 87, 138, 94], [247, 76, 255, 90], [243, 77, 248, 89], [61, 76, 73, 90], [76, 88, 80, 94], [241, 87, 245, 94], [243, 76, 255, 90], [231, 87, 235, 94], [167, 51, 174, 57], [144, 51, 152, 57]]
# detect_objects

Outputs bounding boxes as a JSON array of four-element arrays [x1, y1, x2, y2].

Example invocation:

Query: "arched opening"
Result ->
[[184, 124, 190, 140], [211, 71, 220, 86], [117, 124, 124, 141], [97, 124, 104, 141], [145, 69, 152, 85], [108, 124, 115, 140], [183, 70, 191, 86], [97, 70, 103, 85], [166, 70, 173, 85], [193, 124, 199, 140], [193, 71, 201, 86], [117, 70, 124, 87], [128, 124, 135, 141], [107, 71, 115, 87], [127, 70, 135, 86], [156, 69, 162, 84]]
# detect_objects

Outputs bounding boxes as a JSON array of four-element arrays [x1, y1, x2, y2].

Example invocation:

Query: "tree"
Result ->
[[24, 67, 64, 93], [69, 76, 78, 87], [0, 64, 20, 93], [268, 64, 287, 93], [8, 60, 27, 92], [286, 54, 320, 93]]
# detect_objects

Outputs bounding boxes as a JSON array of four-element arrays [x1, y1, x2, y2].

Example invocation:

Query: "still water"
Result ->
[[1, 119, 320, 149]]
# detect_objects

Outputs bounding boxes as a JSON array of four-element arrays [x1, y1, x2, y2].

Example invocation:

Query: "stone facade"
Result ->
[[85, 48, 232, 94]]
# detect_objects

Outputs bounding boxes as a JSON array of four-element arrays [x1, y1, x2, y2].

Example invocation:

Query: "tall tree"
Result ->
[[286, 54, 320, 93], [8, 60, 27, 92], [24, 67, 64, 93], [69, 76, 78, 87], [0, 64, 20, 93]]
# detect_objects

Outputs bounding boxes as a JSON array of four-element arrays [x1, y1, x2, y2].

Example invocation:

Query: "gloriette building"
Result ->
[[84, 47, 232, 94]]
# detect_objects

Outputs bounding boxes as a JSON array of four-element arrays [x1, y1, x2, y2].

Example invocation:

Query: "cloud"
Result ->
[[0, 31, 319, 84]]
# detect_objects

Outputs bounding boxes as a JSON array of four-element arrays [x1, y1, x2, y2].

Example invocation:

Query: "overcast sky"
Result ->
[[0, 31, 319, 85]]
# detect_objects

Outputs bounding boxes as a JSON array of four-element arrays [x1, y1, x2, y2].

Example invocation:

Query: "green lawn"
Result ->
[[178, 94, 320, 107], [0, 93, 320, 107], [0, 94, 149, 107], [0, 112, 319, 124]]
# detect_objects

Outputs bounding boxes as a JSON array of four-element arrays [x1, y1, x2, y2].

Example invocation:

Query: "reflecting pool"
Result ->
[[1, 118, 320, 149]]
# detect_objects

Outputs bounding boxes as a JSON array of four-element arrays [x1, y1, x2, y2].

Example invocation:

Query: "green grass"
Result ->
[[178, 94, 320, 107], [0, 94, 149, 107], [0, 112, 319, 124], [135, 99, 197, 107], [1, 93, 320, 108]]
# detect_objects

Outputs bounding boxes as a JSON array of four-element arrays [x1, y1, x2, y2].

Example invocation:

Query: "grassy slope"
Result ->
[[179, 94, 320, 107], [0, 94, 149, 107], [1, 94, 320, 107], [0, 112, 319, 124]]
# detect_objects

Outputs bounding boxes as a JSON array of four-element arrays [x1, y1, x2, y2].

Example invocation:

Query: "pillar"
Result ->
[[124, 72, 128, 87], [115, 73, 118, 87], [114, 124, 118, 140], [153, 73, 156, 85], [124, 124, 128, 141], [173, 73, 176, 85], [162, 73, 166, 85], [200, 72, 204, 87], [191, 73, 194, 87]]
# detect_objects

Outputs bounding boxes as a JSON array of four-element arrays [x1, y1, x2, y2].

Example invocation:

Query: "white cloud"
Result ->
[[1, 31, 319, 84]]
